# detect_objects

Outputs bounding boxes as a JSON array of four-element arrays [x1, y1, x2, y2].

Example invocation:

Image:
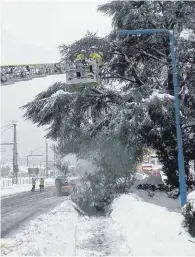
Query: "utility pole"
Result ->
[[53, 146, 56, 177], [50, 145, 57, 177], [13, 122, 18, 184], [45, 141, 48, 178]]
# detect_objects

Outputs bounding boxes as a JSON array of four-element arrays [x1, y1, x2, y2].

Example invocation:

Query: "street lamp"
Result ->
[[118, 29, 186, 206]]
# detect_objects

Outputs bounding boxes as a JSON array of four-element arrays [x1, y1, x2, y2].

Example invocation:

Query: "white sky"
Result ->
[[0, 0, 112, 167], [1, 0, 112, 65]]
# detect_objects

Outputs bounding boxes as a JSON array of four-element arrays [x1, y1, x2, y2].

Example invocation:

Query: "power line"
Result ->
[[1, 125, 13, 134], [27, 145, 45, 155], [0, 124, 13, 130]]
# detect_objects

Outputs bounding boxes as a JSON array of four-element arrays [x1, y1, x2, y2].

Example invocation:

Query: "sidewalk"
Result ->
[[111, 193, 195, 256]]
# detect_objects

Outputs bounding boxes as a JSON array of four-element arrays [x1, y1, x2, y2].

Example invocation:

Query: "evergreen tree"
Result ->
[[22, 1, 195, 189]]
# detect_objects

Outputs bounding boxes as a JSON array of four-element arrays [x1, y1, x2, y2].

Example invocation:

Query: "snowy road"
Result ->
[[1, 186, 64, 237]]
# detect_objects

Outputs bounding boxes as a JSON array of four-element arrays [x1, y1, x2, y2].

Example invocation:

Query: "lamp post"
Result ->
[[118, 29, 186, 206]]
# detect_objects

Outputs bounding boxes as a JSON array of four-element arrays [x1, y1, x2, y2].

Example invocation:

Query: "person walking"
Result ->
[[39, 177, 44, 192], [31, 177, 36, 192]]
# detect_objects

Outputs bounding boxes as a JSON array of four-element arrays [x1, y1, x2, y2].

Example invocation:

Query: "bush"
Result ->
[[182, 191, 195, 237], [70, 172, 132, 216], [167, 188, 180, 199], [71, 177, 115, 216]]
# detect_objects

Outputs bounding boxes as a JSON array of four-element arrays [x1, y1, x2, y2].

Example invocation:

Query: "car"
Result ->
[[54, 175, 73, 196], [152, 171, 161, 176]]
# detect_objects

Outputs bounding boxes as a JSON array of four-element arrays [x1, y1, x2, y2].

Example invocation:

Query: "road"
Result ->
[[1, 186, 65, 238]]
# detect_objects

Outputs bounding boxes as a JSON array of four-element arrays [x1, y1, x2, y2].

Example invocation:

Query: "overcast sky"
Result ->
[[1, 0, 112, 167], [1, 0, 112, 65]]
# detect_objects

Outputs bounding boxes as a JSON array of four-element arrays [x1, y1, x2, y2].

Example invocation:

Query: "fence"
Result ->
[[1, 177, 30, 188], [0, 176, 54, 188]]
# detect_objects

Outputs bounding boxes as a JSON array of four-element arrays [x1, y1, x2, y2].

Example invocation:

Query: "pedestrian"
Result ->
[[39, 177, 44, 192], [31, 177, 36, 192]]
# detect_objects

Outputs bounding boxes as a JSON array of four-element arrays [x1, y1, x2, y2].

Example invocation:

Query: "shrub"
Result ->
[[182, 191, 195, 238]]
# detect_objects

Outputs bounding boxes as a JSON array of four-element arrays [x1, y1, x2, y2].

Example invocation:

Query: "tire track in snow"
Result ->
[[1, 187, 63, 237]]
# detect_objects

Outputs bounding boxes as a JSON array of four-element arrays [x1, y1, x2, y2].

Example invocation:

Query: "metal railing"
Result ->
[[1, 63, 64, 85]]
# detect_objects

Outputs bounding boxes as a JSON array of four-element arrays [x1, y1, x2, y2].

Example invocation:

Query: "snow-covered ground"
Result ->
[[1, 199, 77, 256], [1, 177, 30, 187], [111, 193, 195, 256], [2, 192, 195, 256], [0, 178, 55, 197], [1, 199, 130, 256], [76, 216, 130, 256], [1, 164, 194, 257]]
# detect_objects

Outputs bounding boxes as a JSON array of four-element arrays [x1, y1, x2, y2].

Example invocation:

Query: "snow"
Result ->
[[42, 90, 73, 109], [1, 189, 195, 256], [76, 216, 131, 256], [1, 199, 78, 256], [1, 198, 131, 256], [139, 174, 163, 185], [161, 174, 168, 184], [111, 193, 195, 256], [51, 90, 72, 97], [42, 89, 73, 111], [1, 184, 32, 198], [142, 91, 174, 102], [187, 190, 195, 212], [0, 178, 55, 197], [133, 172, 149, 181], [149, 91, 174, 100]]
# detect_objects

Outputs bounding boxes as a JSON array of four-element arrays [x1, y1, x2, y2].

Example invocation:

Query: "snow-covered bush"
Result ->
[[71, 165, 133, 216], [182, 191, 195, 237], [70, 177, 96, 215], [167, 188, 180, 199], [71, 175, 120, 216]]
